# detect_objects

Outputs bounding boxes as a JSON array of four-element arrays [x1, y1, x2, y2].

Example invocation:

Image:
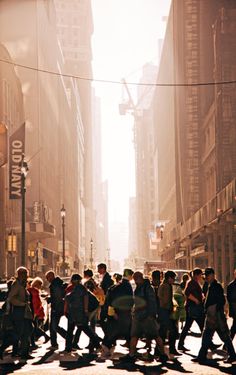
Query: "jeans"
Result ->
[[73, 309, 98, 346], [12, 318, 33, 356], [31, 318, 49, 345], [159, 308, 178, 352], [65, 318, 100, 352], [199, 326, 236, 359], [103, 314, 132, 349], [178, 310, 204, 346], [50, 312, 67, 346]]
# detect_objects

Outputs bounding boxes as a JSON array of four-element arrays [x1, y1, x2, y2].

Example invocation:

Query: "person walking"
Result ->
[[0, 279, 18, 359], [178, 268, 220, 352], [158, 270, 179, 356], [28, 277, 50, 347], [178, 268, 205, 351], [7, 267, 33, 359], [97, 263, 113, 329], [45, 270, 67, 350], [193, 267, 236, 364], [97, 263, 114, 295], [227, 269, 236, 341], [121, 271, 168, 363], [99, 268, 134, 360], [64, 274, 101, 353]]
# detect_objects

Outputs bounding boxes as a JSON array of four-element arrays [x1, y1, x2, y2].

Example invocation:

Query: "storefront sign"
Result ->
[[9, 124, 25, 199]]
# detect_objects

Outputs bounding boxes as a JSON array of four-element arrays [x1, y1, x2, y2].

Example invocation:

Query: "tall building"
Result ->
[[91, 92, 109, 265], [55, 0, 94, 268], [0, 0, 93, 276], [155, 0, 236, 286], [130, 63, 158, 263], [126, 197, 138, 270]]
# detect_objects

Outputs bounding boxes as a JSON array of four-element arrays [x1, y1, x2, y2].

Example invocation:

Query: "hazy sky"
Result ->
[[91, 0, 171, 262]]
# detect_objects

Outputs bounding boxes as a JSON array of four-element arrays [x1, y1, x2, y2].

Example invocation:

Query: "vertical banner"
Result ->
[[9, 123, 25, 199]]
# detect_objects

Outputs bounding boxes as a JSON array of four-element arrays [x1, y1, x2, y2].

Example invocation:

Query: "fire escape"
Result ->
[[184, 0, 200, 218]]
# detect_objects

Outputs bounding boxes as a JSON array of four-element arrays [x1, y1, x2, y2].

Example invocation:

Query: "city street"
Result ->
[[0, 318, 236, 375]]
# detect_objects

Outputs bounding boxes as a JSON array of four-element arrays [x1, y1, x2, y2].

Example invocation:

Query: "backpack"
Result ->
[[88, 291, 99, 312]]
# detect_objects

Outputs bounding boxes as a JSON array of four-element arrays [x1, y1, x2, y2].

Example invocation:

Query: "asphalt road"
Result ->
[[0, 317, 236, 375]]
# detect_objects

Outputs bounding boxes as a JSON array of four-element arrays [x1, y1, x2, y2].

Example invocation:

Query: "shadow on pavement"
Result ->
[[0, 361, 26, 374], [31, 349, 56, 365], [59, 353, 97, 371], [191, 359, 236, 375], [108, 361, 168, 375]]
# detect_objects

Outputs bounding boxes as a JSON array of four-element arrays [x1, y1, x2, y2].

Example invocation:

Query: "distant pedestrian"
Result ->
[[112, 273, 122, 284], [97, 263, 114, 295], [193, 267, 236, 364], [45, 270, 67, 350], [180, 273, 190, 290], [227, 269, 236, 341]]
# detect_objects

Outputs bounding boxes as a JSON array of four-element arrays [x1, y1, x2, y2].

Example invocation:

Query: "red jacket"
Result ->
[[28, 287, 45, 319]]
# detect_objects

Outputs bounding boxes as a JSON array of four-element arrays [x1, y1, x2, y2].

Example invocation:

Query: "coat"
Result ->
[[28, 287, 45, 320]]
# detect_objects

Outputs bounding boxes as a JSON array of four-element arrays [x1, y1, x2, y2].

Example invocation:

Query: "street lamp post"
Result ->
[[60, 204, 66, 276], [90, 238, 94, 270], [20, 155, 28, 267]]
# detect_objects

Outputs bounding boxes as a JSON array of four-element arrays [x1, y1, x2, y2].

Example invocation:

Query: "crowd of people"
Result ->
[[0, 263, 236, 366]]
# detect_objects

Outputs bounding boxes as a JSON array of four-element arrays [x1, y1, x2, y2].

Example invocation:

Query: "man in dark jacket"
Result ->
[[97, 263, 114, 329], [227, 269, 236, 341], [97, 263, 114, 294], [46, 270, 67, 350], [121, 271, 167, 363], [98, 269, 134, 360], [193, 268, 236, 364], [64, 274, 100, 353]]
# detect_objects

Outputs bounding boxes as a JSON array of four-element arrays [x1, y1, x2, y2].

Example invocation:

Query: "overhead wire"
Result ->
[[1, 57, 236, 87]]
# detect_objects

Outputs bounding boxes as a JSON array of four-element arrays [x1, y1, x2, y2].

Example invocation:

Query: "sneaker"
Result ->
[[48, 344, 59, 350]]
